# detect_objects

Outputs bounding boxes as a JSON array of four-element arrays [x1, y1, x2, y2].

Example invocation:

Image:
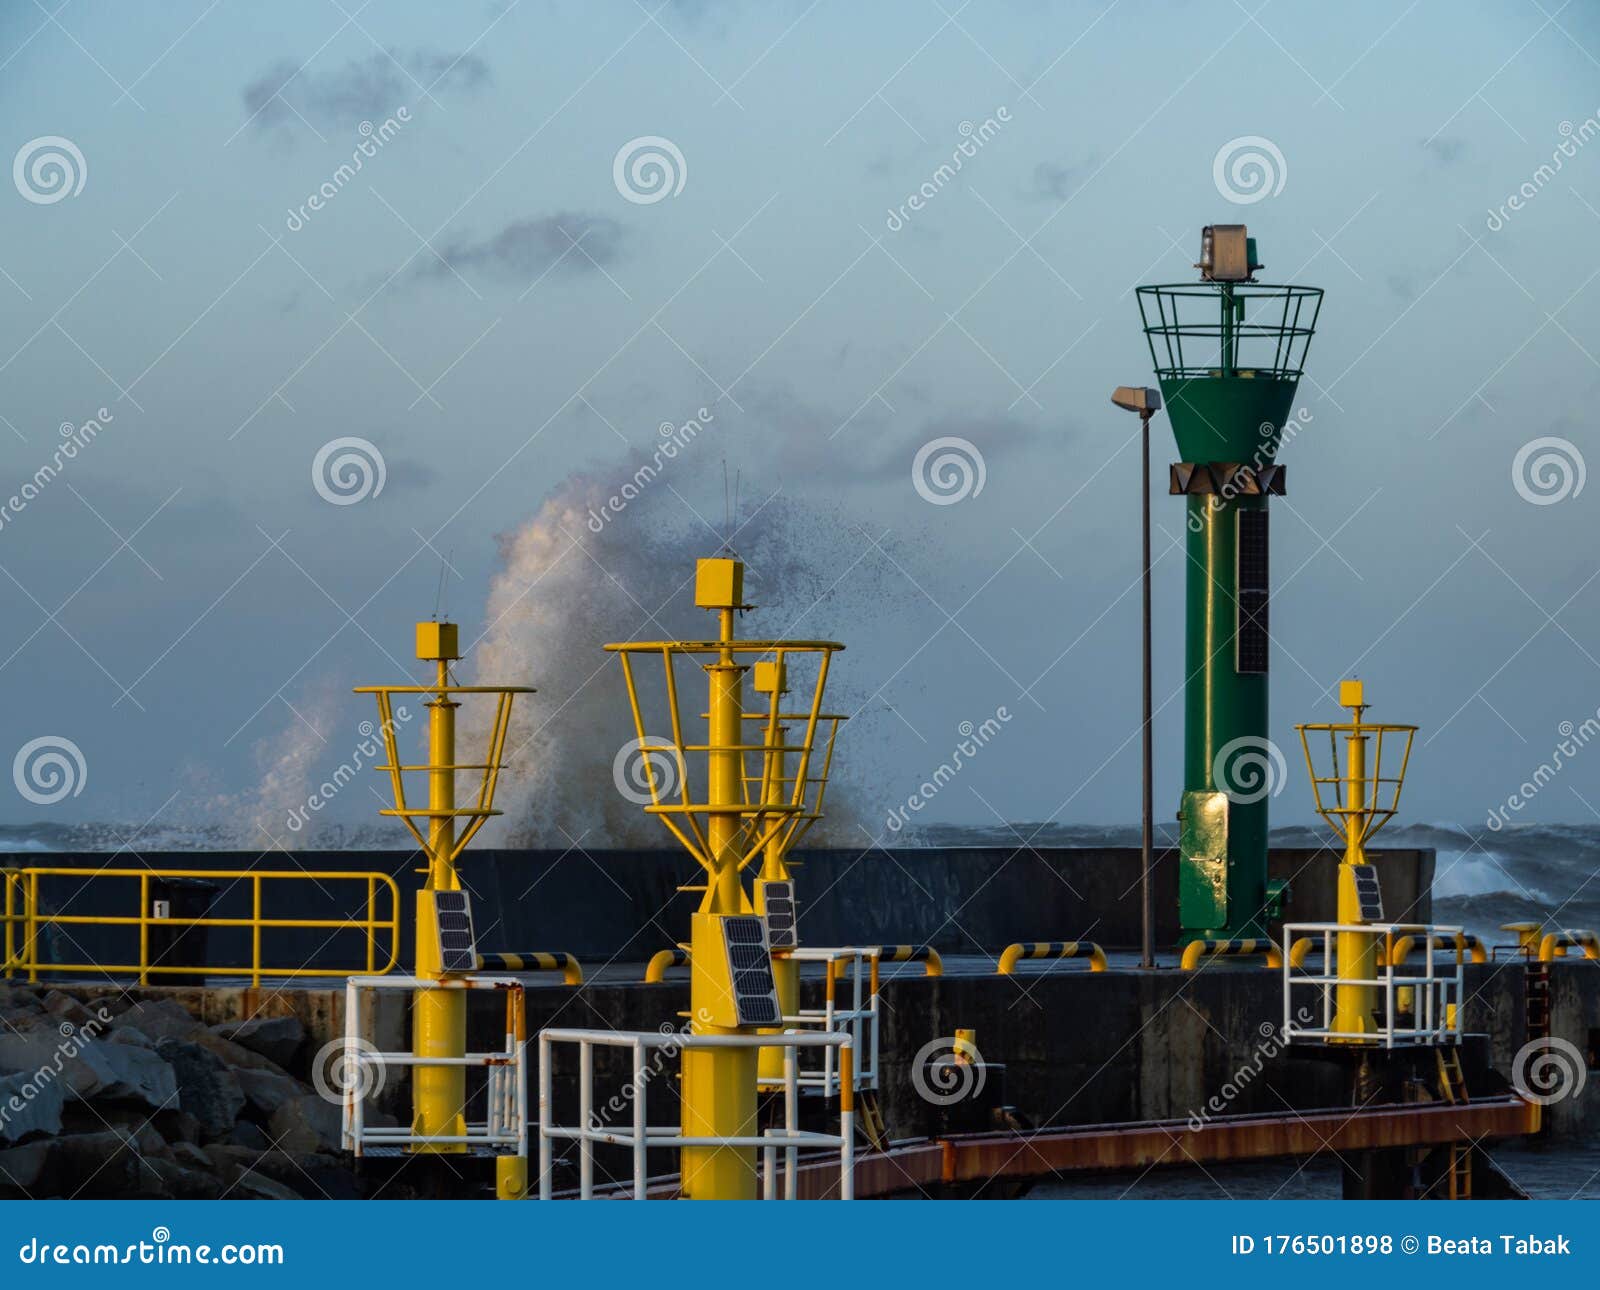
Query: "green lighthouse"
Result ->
[[1136, 225, 1323, 944]]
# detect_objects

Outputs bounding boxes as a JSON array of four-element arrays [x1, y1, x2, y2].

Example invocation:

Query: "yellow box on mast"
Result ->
[[415, 620, 460, 661], [694, 557, 743, 610]]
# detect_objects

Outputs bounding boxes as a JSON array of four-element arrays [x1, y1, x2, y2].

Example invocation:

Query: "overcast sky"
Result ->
[[3, 1, 1600, 848]]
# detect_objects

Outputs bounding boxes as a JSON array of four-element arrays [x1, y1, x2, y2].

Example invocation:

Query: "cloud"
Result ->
[[243, 48, 490, 130], [857, 412, 1042, 483], [1422, 136, 1468, 164], [1021, 155, 1096, 202], [417, 212, 627, 284], [657, 0, 736, 31], [383, 456, 439, 491]]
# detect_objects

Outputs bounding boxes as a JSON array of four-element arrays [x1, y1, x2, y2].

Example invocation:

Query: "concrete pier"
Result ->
[[8, 843, 1592, 1198]]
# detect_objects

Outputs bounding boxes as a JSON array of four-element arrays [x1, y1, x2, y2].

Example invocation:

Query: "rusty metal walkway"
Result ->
[[567, 1093, 1540, 1199], [805, 1094, 1541, 1199]]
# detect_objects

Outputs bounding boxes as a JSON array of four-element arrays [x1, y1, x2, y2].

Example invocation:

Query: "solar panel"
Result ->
[[763, 880, 798, 949], [1236, 510, 1269, 675], [434, 890, 478, 973], [1350, 864, 1384, 922], [721, 915, 781, 1027]]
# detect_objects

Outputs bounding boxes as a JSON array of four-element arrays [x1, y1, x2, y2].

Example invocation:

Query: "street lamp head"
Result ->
[[1111, 385, 1161, 415]]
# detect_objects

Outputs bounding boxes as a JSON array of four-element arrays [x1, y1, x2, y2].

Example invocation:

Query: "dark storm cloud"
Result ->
[[383, 457, 439, 491], [1021, 156, 1096, 202], [243, 48, 491, 129], [416, 213, 627, 284], [855, 412, 1043, 483], [1422, 136, 1468, 164]]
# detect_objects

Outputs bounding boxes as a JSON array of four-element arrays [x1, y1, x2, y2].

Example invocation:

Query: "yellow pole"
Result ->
[[683, 572, 760, 1200], [251, 875, 262, 989], [1333, 690, 1375, 1040], [28, 871, 40, 984], [413, 628, 467, 1153], [496, 989, 529, 1199], [135, 872, 145, 987]]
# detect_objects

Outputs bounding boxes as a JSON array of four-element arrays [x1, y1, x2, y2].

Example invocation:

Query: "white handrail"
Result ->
[[537, 1027, 854, 1200], [763, 946, 879, 1098], [1282, 922, 1466, 1048], [342, 975, 528, 1160]]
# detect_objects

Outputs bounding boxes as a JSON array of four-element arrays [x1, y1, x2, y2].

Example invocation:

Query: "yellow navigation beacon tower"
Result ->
[[1296, 680, 1416, 1040], [607, 554, 843, 1199], [355, 619, 532, 1196]]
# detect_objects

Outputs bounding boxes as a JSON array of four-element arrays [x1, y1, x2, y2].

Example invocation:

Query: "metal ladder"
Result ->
[[856, 1089, 888, 1151], [1526, 961, 1551, 1040], [1434, 1047, 1471, 1199]]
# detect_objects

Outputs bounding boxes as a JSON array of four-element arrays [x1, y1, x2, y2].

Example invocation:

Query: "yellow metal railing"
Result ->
[[644, 943, 944, 984], [1383, 931, 1486, 967], [1180, 937, 1282, 971], [475, 951, 583, 985], [997, 940, 1107, 974], [1294, 929, 1485, 970], [644, 947, 690, 983], [878, 944, 944, 977], [2, 867, 401, 988], [1539, 929, 1600, 963]]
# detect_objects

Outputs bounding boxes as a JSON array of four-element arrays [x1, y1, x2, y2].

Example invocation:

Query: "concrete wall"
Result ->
[[18, 845, 1434, 970]]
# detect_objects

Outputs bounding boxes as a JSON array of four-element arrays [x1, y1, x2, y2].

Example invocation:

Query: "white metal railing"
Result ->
[[757, 946, 879, 1099], [341, 974, 529, 1158], [538, 1027, 854, 1199], [1282, 923, 1466, 1048]]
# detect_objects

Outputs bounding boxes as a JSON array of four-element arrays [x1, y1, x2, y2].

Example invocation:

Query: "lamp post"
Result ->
[[1112, 385, 1162, 969]]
